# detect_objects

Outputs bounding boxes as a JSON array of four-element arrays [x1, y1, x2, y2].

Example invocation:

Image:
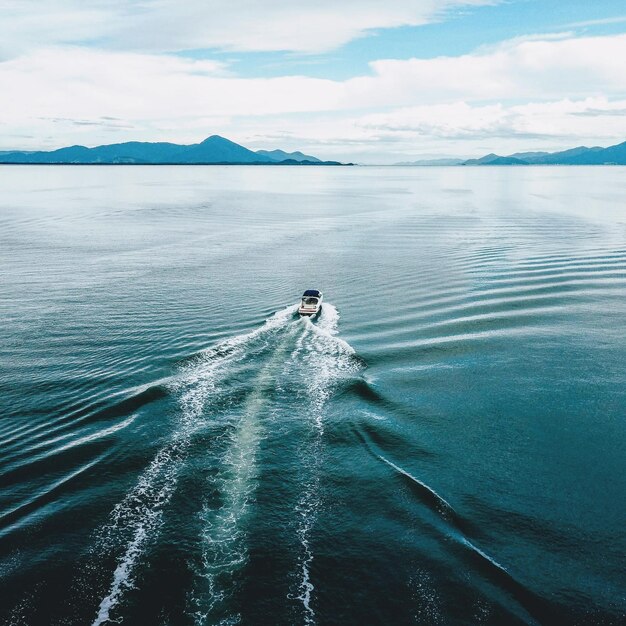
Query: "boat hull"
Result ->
[[298, 305, 322, 317]]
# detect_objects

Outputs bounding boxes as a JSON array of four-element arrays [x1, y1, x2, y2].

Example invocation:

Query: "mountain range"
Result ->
[[0, 135, 343, 165], [4, 136, 626, 166], [398, 140, 626, 166]]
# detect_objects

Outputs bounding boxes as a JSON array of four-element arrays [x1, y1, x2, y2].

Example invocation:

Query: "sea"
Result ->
[[0, 165, 625, 625]]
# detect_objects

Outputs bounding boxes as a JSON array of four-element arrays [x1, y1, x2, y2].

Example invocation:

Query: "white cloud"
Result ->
[[0, 48, 341, 121], [357, 98, 626, 140], [565, 15, 626, 29], [0, 0, 496, 57], [2, 32, 626, 159], [240, 97, 626, 162], [359, 102, 515, 138], [352, 33, 626, 105]]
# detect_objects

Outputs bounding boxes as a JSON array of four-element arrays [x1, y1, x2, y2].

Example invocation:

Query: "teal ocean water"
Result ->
[[1, 165, 625, 625]]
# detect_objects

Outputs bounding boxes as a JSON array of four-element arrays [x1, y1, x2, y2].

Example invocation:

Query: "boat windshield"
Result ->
[[302, 297, 318, 305]]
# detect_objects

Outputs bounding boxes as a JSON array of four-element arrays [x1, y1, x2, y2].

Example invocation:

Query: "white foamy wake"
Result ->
[[89, 303, 359, 625], [190, 304, 360, 625], [91, 306, 298, 626], [191, 320, 300, 625], [291, 304, 362, 624]]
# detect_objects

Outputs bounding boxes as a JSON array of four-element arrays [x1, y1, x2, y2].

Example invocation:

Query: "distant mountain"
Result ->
[[523, 146, 604, 165], [0, 135, 344, 165], [256, 149, 321, 163], [578, 142, 626, 164], [463, 153, 528, 165], [488, 156, 529, 165], [397, 140, 626, 167], [509, 151, 550, 160], [462, 141, 626, 166]]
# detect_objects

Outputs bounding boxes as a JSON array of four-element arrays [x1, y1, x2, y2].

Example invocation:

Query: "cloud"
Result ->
[[358, 102, 520, 138], [42, 116, 135, 129], [0, 0, 497, 57], [571, 108, 626, 117], [353, 33, 626, 104], [357, 98, 626, 141], [0, 47, 340, 122], [4, 33, 626, 120], [239, 97, 626, 162], [565, 15, 626, 29], [2, 32, 626, 158]]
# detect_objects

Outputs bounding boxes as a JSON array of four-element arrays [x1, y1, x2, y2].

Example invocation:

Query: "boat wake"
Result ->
[[289, 305, 361, 624], [86, 303, 361, 625]]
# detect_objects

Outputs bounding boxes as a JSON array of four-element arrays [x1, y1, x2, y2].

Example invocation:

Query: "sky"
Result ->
[[1, 0, 626, 163]]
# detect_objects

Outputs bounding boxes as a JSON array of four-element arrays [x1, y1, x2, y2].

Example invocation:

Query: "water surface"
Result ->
[[1, 165, 625, 625]]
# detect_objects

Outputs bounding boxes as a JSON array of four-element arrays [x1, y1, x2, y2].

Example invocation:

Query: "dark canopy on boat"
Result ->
[[302, 289, 321, 297]]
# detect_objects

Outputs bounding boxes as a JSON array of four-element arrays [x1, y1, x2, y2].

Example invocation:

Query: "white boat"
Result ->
[[298, 289, 323, 317]]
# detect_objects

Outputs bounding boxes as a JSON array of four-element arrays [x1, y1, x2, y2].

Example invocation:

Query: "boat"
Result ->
[[298, 289, 323, 317]]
